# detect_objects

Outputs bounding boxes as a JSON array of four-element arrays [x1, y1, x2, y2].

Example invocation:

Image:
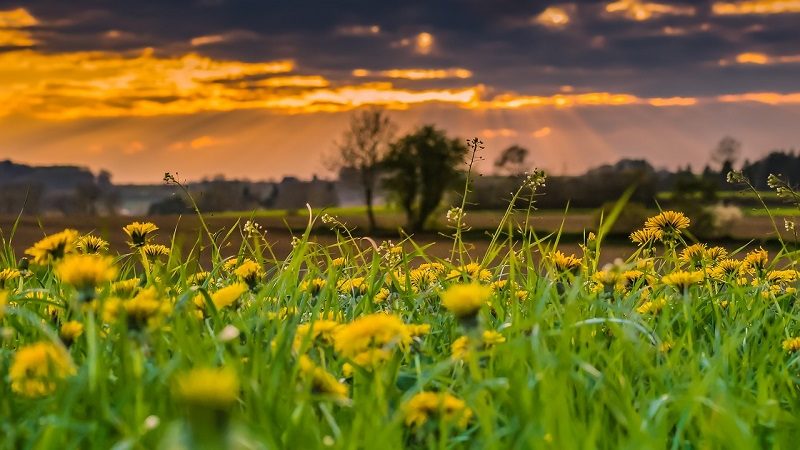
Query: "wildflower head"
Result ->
[[188, 271, 211, 286], [10, 342, 76, 397], [662, 270, 704, 291], [124, 287, 170, 329], [233, 259, 264, 288], [298, 356, 349, 402], [447, 263, 492, 283], [403, 391, 473, 430], [333, 313, 412, 360], [782, 337, 800, 353], [630, 228, 663, 246], [300, 277, 327, 295], [548, 250, 582, 274], [123, 222, 158, 248], [0, 267, 21, 290], [293, 319, 342, 351], [140, 244, 169, 262], [337, 277, 367, 296], [643, 211, 690, 237], [194, 283, 249, 313], [55, 254, 117, 299], [173, 366, 240, 410], [76, 234, 109, 254], [59, 320, 84, 345], [440, 283, 491, 321], [25, 229, 79, 265], [679, 244, 707, 268], [742, 248, 769, 276]]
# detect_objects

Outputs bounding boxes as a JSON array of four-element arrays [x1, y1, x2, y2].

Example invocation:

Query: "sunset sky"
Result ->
[[1, 0, 799, 183]]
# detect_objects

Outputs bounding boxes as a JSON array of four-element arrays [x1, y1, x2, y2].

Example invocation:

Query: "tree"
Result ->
[[711, 136, 741, 170], [330, 108, 395, 232], [493, 145, 529, 176], [383, 125, 468, 232]]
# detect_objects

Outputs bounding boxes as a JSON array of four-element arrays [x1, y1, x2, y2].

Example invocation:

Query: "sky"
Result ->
[[0, 0, 799, 183]]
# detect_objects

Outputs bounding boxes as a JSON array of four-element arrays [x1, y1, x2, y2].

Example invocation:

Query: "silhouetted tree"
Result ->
[[329, 108, 395, 232], [493, 145, 529, 176], [383, 125, 467, 231]]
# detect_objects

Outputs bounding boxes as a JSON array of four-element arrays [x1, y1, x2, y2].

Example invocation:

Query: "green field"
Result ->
[[3, 201, 800, 449]]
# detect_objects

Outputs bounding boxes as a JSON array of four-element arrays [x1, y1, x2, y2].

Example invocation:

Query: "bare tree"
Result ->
[[330, 108, 396, 232], [711, 136, 741, 170]]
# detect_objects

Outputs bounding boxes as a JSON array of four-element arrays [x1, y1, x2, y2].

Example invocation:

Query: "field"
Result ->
[[3, 197, 800, 449]]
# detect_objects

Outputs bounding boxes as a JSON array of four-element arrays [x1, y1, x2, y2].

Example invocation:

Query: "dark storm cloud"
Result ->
[[8, 0, 800, 96]]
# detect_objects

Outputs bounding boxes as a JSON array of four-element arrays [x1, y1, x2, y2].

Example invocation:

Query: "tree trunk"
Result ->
[[364, 186, 376, 233]]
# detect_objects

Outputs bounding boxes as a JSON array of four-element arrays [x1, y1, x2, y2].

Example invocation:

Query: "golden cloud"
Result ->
[[719, 52, 800, 65], [531, 127, 552, 138], [0, 8, 38, 47], [712, 1, 800, 15], [717, 92, 800, 104], [351, 68, 473, 80], [605, 0, 695, 20], [534, 6, 572, 29], [481, 128, 518, 138]]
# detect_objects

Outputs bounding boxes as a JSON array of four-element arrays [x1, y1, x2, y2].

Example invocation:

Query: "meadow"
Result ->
[[2, 172, 800, 449]]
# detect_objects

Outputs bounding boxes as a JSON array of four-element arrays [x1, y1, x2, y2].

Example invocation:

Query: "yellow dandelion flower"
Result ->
[[403, 391, 473, 430], [482, 330, 506, 346], [446, 263, 493, 283], [662, 270, 704, 290], [197, 283, 249, 311], [293, 319, 342, 351], [373, 287, 391, 304], [0, 268, 21, 289], [233, 259, 263, 286], [782, 337, 800, 353], [188, 271, 211, 285], [451, 336, 471, 361], [742, 248, 769, 275], [59, 320, 84, 344], [710, 259, 742, 281], [76, 234, 109, 254], [658, 341, 673, 353], [406, 323, 431, 337], [141, 244, 170, 260], [629, 228, 663, 246], [767, 269, 798, 284], [298, 356, 349, 401], [0, 290, 7, 319], [173, 367, 239, 409], [337, 277, 367, 296], [643, 210, 690, 235], [300, 277, 327, 295], [55, 254, 117, 292], [636, 297, 667, 315], [123, 222, 158, 248], [331, 257, 346, 268], [111, 278, 141, 298], [705, 246, 728, 263], [25, 229, 79, 265], [440, 283, 491, 319], [547, 250, 582, 273], [124, 287, 169, 327], [333, 313, 412, 360], [10, 342, 76, 397], [679, 243, 707, 268]]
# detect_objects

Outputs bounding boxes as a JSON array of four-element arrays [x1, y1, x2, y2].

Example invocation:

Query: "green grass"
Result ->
[[3, 182, 800, 449]]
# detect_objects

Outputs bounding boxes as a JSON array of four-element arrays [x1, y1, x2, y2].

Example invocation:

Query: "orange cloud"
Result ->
[[0, 8, 38, 47], [717, 92, 800, 104], [415, 32, 434, 55], [481, 128, 518, 138], [351, 68, 473, 80], [169, 135, 226, 152], [534, 6, 572, 29], [605, 0, 695, 20], [712, 1, 800, 15], [191, 34, 226, 46], [719, 52, 800, 65], [531, 127, 552, 138], [648, 97, 698, 106]]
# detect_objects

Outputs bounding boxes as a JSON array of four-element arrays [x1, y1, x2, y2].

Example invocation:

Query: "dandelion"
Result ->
[[142, 244, 170, 261], [197, 283, 249, 312], [298, 356, 349, 401], [333, 313, 412, 360], [742, 248, 769, 276], [482, 330, 506, 345], [10, 342, 76, 397], [0, 268, 21, 289], [59, 320, 84, 345], [188, 271, 211, 286], [112, 278, 141, 297], [636, 297, 667, 315], [548, 250, 582, 274], [373, 287, 391, 304], [403, 391, 473, 430], [662, 270, 704, 291], [451, 336, 471, 361], [293, 319, 342, 351], [407, 323, 432, 338], [123, 222, 158, 248], [300, 277, 327, 295], [0, 290, 7, 319], [76, 234, 109, 254], [55, 254, 118, 297], [234, 259, 263, 287], [337, 277, 367, 296], [446, 263, 493, 283], [440, 283, 491, 320], [782, 337, 800, 353], [331, 257, 346, 268], [705, 246, 728, 263], [124, 287, 170, 328], [643, 211, 690, 236], [630, 228, 664, 246], [25, 229, 79, 265], [173, 367, 240, 410], [710, 259, 742, 281], [679, 244, 707, 268]]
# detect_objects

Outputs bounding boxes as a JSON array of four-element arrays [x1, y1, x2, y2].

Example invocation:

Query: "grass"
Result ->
[[3, 177, 800, 449]]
